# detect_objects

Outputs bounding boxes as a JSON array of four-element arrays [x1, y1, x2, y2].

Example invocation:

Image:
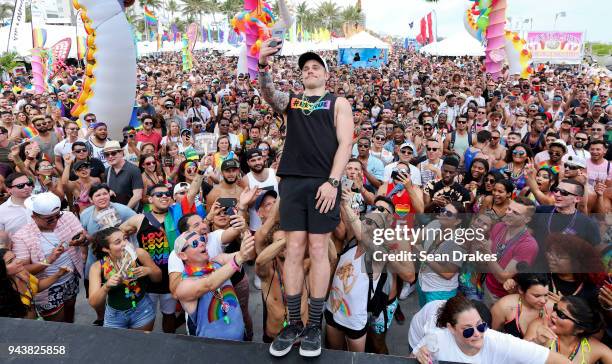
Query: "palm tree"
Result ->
[[0, 3, 14, 23], [220, 0, 242, 23], [167, 0, 179, 20], [316, 1, 340, 32], [0, 52, 23, 76], [181, 0, 207, 25], [340, 5, 364, 27], [140, 0, 163, 10]]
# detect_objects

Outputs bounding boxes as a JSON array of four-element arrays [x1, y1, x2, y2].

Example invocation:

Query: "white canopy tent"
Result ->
[[420, 32, 484, 57], [337, 31, 389, 49]]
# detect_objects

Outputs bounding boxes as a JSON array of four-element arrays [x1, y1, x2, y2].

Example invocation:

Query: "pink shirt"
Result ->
[[586, 158, 611, 187], [485, 222, 539, 298], [12, 212, 85, 278]]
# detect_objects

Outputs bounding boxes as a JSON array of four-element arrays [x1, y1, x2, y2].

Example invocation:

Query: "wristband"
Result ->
[[230, 256, 241, 272], [258, 62, 269, 69]]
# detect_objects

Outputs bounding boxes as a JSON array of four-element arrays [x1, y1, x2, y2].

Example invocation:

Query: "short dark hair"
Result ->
[[357, 136, 371, 145], [393, 123, 405, 132], [88, 183, 111, 198], [178, 213, 198, 234], [476, 130, 491, 144], [559, 178, 584, 196], [5, 172, 28, 187], [373, 196, 395, 214], [588, 139, 607, 149], [71, 141, 88, 151], [147, 182, 169, 195]]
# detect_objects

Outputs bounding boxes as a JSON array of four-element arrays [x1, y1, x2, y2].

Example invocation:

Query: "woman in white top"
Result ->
[[160, 121, 180, 147], [414, 295, 571, 364]]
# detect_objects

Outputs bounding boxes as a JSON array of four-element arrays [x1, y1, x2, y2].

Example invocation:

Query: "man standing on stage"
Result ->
[[258, 39, 353, 357]]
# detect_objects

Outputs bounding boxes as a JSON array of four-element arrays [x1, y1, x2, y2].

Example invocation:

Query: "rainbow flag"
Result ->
[[144, 6, 157, 25], [32, 28, 47, 48], [23, 126, 39, 139]]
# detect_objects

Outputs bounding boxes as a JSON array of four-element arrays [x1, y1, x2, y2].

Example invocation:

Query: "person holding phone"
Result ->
[[258, 44, 353, 357]]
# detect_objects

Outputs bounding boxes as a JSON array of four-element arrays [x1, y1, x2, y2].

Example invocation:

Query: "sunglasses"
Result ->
[[144, 161, 156, 166], [477, 111, 486, 114], [400, 149, 412, 154], [152, 191, 172, 198], [258, 146, 269, 151], [462, 322, 488, 338], [574, 137, 587, 142], [165, 106, 174, 110], [85, 118, 96, 122], [361, 127, 373, 131], [491, 136, 500, 140], [485, 177, 496, 183], [552, 187, 578, 197], [143, 122, 153, 126], [439, 207, 457, 218], [374, 136, 385, 141], [512, 150, 527, 156], [456, 120, 468, 124], [373, 205, 391, 214], [427, 147, 439, 152], [76, 165, 91, 171], [11, 181, 34, 189], [357, 144, 370, 148], [103, 150, 120, 157], [553, 303, 581, 326], [34, 211, 63, 223], [423, 126, 433, 131], [181, 235, 208, 252]]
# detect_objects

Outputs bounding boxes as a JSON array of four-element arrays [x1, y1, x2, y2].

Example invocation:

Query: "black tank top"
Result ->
[[277, 92, 338, 178], [136, 215, 170, 294]]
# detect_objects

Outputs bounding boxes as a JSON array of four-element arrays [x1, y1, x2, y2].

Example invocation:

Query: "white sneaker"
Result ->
[[399, 282, 415, 300], [254, 274, 262, 290]]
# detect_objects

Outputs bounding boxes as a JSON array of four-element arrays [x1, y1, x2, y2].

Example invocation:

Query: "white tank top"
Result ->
[[246, 169, 278, 231], [325, 244, 376, 331]]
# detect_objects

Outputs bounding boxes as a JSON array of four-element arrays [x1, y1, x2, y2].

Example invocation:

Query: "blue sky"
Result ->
[[331, 0, 609, 42]]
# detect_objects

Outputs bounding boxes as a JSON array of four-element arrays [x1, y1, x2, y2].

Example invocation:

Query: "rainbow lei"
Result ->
[[102, 256, 142, 308]]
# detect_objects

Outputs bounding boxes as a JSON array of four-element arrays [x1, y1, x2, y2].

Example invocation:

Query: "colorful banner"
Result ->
[[526, 31, 583, 64], [187, 23, 198, 51], [49, 38, 71, 77], [7, 0, 27, 51]]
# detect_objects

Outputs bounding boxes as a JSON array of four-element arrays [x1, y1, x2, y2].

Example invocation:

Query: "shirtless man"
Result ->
[[482, 130, 507, 165], [206, 159, 244, 213]]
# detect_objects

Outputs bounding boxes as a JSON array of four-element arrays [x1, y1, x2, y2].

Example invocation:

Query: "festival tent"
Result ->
[[337, 31, 389, 68], [419, 32, 485, 57]]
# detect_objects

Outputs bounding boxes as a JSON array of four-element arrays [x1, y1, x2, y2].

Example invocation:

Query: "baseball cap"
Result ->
[[103, 140, 122, 153], [164, 100, 175, 107], [255, 190, 278, 211], [246, 149, 262, 160], [25, 192, 61, 215], [399, 142, 415, 151], [549, 139, 567, 152], [173, 182, 190, 195], [564, 155, 586, 169], [298, 52, 329, 72], [221, 159, 240, 171], [92, 122, 107, 130], [73, 160, 91, 171]]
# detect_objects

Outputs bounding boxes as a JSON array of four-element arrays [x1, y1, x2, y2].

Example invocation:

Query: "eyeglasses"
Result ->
[[427, 147, 439, 152], [485, 177, 496, 183], [574, 137, 587, 142], [143, 122, 153, 126], [152, 191, 172, 198], [165, 106, 174, 110], [103, 150, 120, 157], [552, 187, 578, 197], [553, 303, 581, 326], [512, 150, 527, 156], [73, 149, 87, 155], [400, 149, 412, 154], [439, 207, 457, 218], [11, 181, 34, 189], [462, 322, 488, 338], [373, 205, 391, 214]]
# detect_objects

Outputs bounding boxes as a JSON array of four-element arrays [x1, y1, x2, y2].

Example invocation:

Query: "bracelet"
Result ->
[[230, 256, 241, 272], [258, 62, 268, 69]]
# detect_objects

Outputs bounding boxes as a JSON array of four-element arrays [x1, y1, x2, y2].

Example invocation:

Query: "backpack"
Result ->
[[365, 256, 390, 333]]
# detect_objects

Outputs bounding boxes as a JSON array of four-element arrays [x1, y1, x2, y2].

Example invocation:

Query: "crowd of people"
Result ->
[[0, 39, 610, 363]]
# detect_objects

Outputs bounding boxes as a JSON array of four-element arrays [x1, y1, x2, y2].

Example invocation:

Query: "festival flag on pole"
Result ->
[[144, 6, 157, 26], [171, 24, 179, 42], [416, 12, 434, 45], [208, 27, 213, 43], [32, 29, 47, 49]]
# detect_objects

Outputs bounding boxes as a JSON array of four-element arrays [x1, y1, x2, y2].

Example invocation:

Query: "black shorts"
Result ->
[[279, 176, 340, 234], [324, 310, 367, 340]]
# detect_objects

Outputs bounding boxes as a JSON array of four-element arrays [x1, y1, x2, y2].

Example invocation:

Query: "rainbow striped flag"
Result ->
[[23, 126, 39, 139], [144, 6, 157, 25], [32, 28, 47, 48]]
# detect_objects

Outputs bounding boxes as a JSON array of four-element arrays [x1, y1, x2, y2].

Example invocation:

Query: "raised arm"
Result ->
[[258, 39, 290, 114]]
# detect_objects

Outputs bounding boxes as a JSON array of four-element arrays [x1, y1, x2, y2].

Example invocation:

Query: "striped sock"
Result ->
[[287, 293, 302, 325], [307, 297, 325, 327]]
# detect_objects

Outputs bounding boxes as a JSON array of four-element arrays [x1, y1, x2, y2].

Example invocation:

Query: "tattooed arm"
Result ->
[[258, 70, 290, 114], [258, 38, 290, 114]]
